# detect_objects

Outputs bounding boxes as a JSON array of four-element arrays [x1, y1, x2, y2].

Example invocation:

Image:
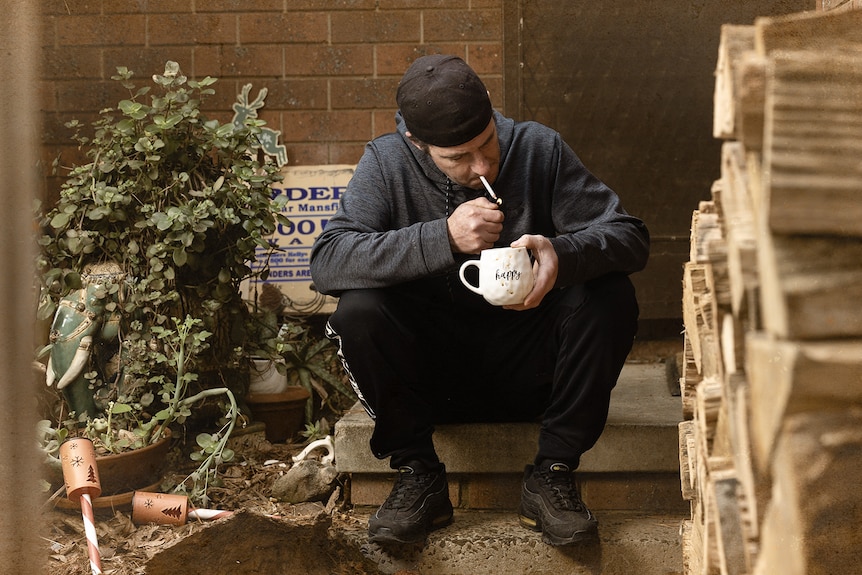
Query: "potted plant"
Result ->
[[35, 61, 289, 506]]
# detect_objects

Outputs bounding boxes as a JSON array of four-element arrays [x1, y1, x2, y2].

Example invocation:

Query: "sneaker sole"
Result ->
[[518, 512, 597, 546], [368, 510, 454, 545]]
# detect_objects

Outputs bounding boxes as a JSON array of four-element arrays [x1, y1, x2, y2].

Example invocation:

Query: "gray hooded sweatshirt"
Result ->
[[309, 111, 649, 304]]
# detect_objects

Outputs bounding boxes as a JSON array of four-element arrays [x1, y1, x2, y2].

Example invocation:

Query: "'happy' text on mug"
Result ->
[[495, 269, 521, 281]]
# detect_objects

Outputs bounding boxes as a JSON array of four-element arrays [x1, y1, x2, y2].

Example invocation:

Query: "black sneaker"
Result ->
[[368, 462, 454, 544], [518, 462, 598, 545]]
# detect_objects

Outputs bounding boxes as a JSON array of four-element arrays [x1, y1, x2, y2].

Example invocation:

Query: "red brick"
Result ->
[[149, 13, 237, 45], [284, 45, 373, 76], [469, 0, 503, 7], [193, 46, 224, 79], [252, 78, 329, 110], [221, 45, 284, 77], [103, 48, 194, 81], [331, 10, 420, 43], [55, 79, 127, 113], [195, 83, 240, 118], [42, 46, 102, 80], [55, 15, 146, 46], [40, 80, 59, 114], [330, 78, 400, 109], [424, 9, 501, 42], [375, 44, 464, 76], [239, 12, 328, 44], [286, 0, 376, 9], [107, 0, 193, 12], [372, 110, 398, 138], [378, 0, 467, 8], [329, 143, 366, 165], [283, 110, 372, 142], [196, 0, 284, 12], [42, 0, 100, 16], [137, 0, 193, 13], [282, 143, 321, 165], [466, 42, 504, 75], [40, 111, 101, 146]]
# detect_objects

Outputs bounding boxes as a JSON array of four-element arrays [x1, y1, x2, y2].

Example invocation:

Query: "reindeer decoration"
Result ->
[[232, 84, 288, 167]]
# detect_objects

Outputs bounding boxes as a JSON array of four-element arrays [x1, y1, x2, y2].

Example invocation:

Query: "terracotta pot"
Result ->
[[95, 432, 172, 495], [246, 386, 310, 443], [53, 432, 172, 512]]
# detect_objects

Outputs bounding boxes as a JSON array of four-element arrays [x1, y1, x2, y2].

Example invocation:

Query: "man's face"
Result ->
[[419, 119, 500, 189]]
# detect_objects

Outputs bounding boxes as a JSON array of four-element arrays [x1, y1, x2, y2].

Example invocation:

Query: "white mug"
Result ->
[[458, 246, 535, 306]]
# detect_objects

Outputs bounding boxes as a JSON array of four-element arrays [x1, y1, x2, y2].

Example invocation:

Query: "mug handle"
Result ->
[[458, 260, 483, 295]]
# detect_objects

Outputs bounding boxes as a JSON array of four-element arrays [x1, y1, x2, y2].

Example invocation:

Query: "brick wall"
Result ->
[[40, 0, 505, 202]]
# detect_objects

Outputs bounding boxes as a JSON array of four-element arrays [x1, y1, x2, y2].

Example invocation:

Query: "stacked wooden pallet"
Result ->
[[680, 7, 862, 575]]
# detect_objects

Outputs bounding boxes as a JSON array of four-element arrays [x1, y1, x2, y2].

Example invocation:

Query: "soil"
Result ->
[[41, 427, 373, 575], [39, 339, 683, 574]]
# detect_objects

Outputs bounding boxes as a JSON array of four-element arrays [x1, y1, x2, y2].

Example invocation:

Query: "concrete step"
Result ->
[[335, 361, 685, 511], [338, 508, 685, 575]]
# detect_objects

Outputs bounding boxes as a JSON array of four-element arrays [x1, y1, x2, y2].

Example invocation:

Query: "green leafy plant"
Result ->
[[38, 61, 287, 351], [35, 61, 288, 504]]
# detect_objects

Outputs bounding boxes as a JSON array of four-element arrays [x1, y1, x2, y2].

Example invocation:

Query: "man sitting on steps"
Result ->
[[309, 54, 650, 546]]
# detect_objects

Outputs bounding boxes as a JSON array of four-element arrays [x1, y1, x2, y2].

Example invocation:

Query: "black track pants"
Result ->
[[326, 272, 639, 470]]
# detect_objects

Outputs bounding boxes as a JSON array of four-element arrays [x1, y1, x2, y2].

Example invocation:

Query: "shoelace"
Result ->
[[381, 468, 436, 509], [539, 469, 587, 513]]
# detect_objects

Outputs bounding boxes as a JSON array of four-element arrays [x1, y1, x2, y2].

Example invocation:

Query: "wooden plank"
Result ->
[[753, 491, 804, 575], [683, 261, 720, 375], [682, 333, 701, 420], [761, 50, 862, 236], [820, 0, 862, 12], [725, 374, 762, 573], [736, 52, 767, 152], [690, 203, 723, 264], [766, 409, 862, 575], [711, 468, 747, 575], [719, 143, 758, 320], [756, 226, 862, 339], [714, 25, 757, 140], [746, 332, 862, 470], [696, 377, 724, 459], [679, 420, 697, 501], [755, 8, 862, 55]]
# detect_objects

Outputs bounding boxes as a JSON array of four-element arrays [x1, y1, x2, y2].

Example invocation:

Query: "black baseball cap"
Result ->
[[396, 54, 493, 148]]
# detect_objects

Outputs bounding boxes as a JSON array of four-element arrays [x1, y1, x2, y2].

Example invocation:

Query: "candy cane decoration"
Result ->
[[59, 438, 102, 575], [132, 491, 280, 525], [132, 491, 233, 525]]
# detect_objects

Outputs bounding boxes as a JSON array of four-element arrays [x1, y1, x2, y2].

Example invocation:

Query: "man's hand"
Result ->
[[447, 197, 504, 254], [504, 234, 559, 310]]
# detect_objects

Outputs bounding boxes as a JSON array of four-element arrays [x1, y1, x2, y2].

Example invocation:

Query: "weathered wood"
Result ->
[[679, 420, 697, 501], [746, 332, 862, 470], [756, 227, 862, 339], [682, 333, 701, 420], [719, 143, 758, 320], [755, 8, 862, 55], [763, 409, 862, 575], [690, 203, 723, 265], [714, 25, 757, 140], [683, 262, 719, 376], [762, 50, 862, 236], [736, 52, 767, 152], [711, 468, 747, 575], [753, 491, 804, 575], [819, 0, 862, 12], [725, 374, 762, 573], [696, 377, 723, 459]]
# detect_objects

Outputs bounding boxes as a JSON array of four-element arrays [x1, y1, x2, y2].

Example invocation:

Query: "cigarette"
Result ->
[[479, 176, 502, 206]]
